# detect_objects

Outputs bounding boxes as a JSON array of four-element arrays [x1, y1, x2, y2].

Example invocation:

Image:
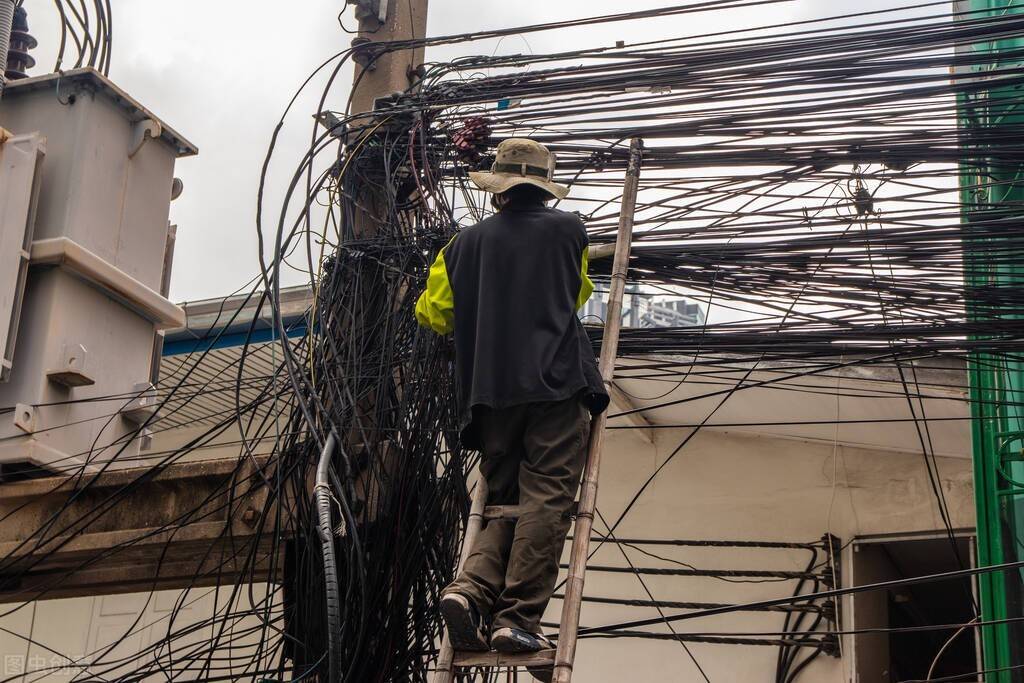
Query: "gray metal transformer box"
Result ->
[[0, 68, 197, 476]]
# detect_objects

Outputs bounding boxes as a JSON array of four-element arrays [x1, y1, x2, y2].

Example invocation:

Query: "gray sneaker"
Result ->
[[491, 628, 555, 682], [490, 627, 554, 653], [439, 593, 489, 651]]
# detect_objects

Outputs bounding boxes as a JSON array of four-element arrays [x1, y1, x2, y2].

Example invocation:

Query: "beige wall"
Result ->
[[0, 415, 976, 681], [566, 425, 975, 682], [0, 585, 276, 681]]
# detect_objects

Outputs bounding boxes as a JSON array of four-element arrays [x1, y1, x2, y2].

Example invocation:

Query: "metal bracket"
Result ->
[[13, 404, 35, 434], [129, 118, 161, 159], [348, 0, 387, 24], [314, 111, 348, 140], [170, 177, 184, 201], [121, 382, 158, 425], [46, 343, 95, 387]]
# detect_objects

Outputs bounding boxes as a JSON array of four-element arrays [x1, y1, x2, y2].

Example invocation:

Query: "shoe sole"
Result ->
[[490, 630, 544, 654], [440, 596, 489, 652]]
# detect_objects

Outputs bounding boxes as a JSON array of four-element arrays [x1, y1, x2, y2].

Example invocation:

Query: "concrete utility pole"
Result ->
[[348, 0, 429, 117], [345, 0, 429, 241]]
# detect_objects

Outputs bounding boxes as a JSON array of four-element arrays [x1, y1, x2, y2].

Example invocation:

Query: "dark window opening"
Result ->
[[853, 535, 978, 683], [0, 461, 49, 483]]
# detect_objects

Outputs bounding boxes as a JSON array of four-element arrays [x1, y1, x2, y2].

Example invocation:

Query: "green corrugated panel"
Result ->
[[960, 2, 1024, 681]]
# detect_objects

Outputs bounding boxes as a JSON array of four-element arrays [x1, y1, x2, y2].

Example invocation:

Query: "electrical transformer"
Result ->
[[0, 68, 196, 478]]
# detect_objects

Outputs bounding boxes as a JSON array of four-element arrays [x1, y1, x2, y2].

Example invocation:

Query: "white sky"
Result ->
[[20, 0, 916, 302]]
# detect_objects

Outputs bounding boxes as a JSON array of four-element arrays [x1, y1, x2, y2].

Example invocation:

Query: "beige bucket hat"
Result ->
[[469, 138, 570, 200]]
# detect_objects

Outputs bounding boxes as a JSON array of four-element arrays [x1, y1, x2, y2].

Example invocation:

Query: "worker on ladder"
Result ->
[[416, 138, 610, 661]]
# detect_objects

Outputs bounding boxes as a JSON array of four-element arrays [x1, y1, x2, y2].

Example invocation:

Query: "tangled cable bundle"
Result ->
[[37, 0, 113, 75], [252, 3, 1024, 678], [2, 2, 1024, 682]]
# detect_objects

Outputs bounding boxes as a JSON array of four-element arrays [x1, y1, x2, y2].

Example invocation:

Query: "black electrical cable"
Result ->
[[579, 558, 1024, 636]]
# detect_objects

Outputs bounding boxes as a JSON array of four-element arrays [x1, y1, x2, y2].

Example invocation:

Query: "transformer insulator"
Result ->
[[6, 6, 36, 81]]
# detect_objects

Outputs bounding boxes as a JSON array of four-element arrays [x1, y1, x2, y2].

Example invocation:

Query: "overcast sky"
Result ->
[[21, 0, 914, 302]]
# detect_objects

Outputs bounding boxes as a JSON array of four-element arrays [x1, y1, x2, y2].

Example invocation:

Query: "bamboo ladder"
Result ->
[[433, 137, 644, 683]]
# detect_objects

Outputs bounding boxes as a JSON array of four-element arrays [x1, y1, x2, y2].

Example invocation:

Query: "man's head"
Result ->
[[469, 138, 569, 206], [491, 183, 554, 211]]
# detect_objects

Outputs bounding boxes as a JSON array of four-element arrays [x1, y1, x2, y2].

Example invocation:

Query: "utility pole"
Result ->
[[345, 0, 428, 242], [336, 0, 430, 431], [349, 0, 429, 117], [956, 1, 1024, 681]]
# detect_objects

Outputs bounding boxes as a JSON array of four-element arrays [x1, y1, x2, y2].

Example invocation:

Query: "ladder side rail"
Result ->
[[433, 477, 490, 683], [552, 137, 644, 683]]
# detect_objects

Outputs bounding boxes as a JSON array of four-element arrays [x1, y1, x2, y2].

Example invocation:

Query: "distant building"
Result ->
[[641, 297, 706, 327], [579, 283, 705, 328]]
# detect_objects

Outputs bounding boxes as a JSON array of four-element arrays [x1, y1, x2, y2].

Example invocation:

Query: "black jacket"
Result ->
[[415, 199, 609, 448]]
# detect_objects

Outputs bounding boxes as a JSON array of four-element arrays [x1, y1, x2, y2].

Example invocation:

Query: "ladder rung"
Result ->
[[452, 648, 556, 668], [483, 505, 523, 520], [483, 501, 579, 521]]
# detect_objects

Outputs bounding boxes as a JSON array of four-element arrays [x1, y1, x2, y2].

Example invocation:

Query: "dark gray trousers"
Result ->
[[445, 395, 591, 633]]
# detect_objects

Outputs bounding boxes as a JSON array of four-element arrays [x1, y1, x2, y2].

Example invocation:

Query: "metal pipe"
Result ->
[[0, 0, 15, 100], [315, 432, 343, 683]]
